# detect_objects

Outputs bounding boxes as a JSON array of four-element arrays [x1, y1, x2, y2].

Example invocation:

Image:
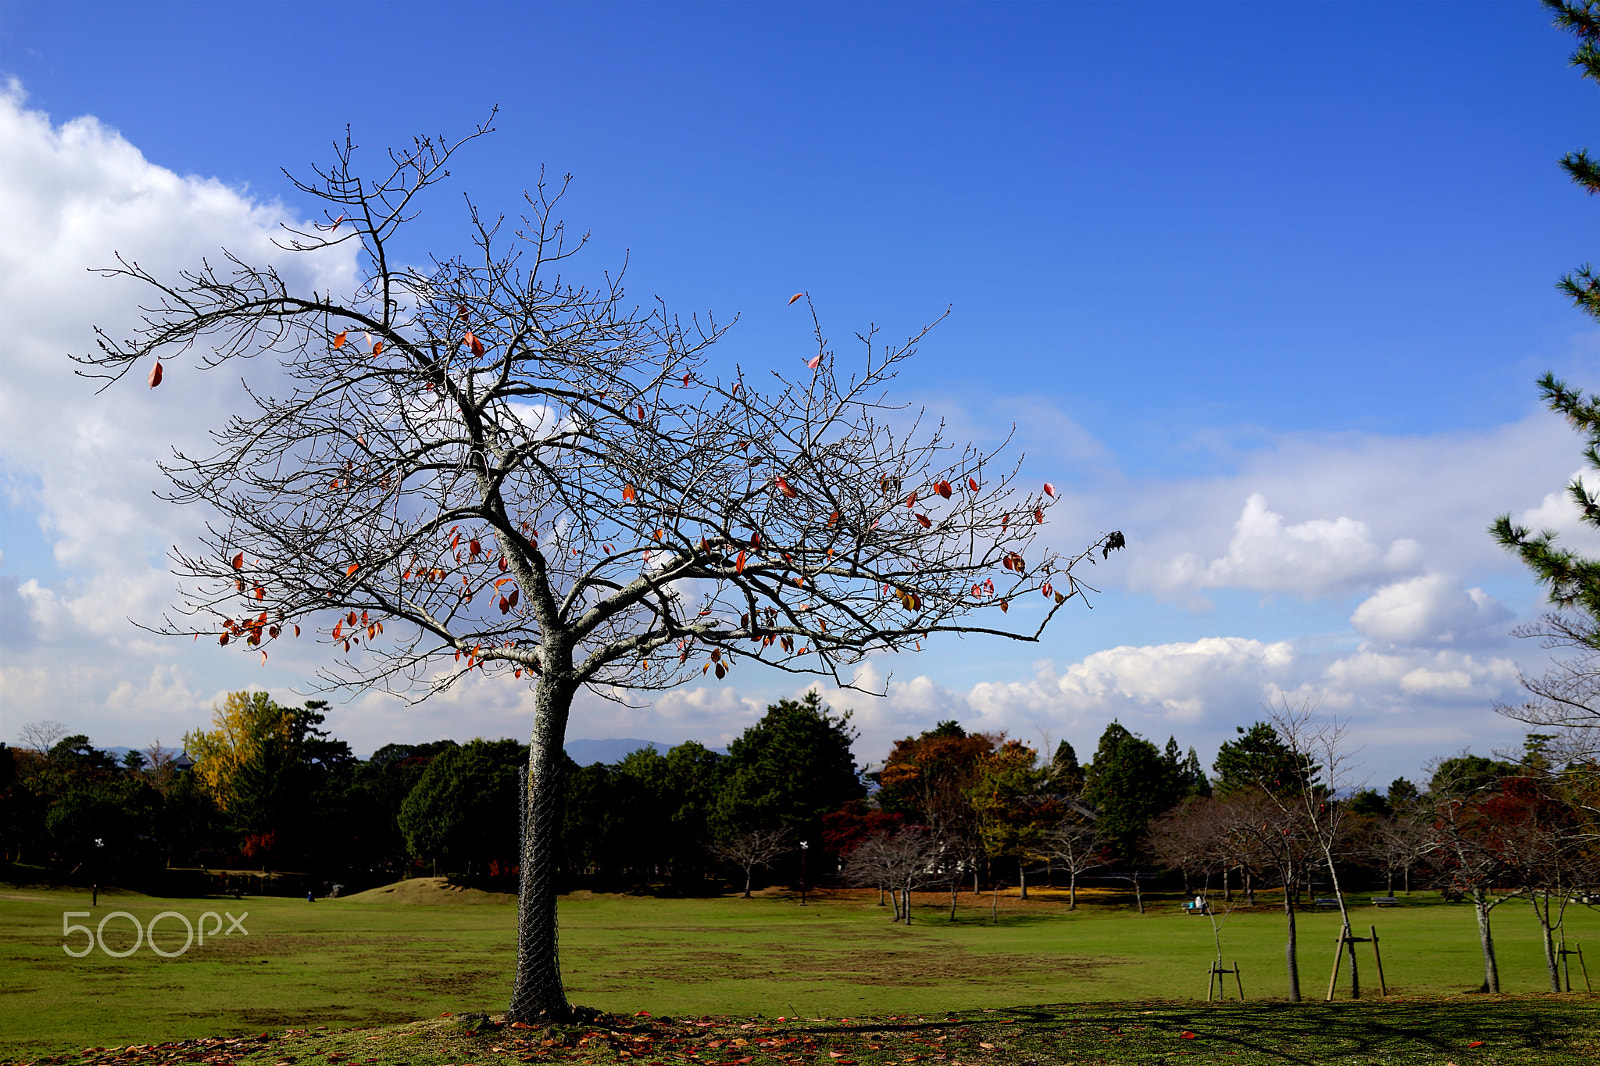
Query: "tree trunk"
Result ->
[[1223, 866, 1233, 903], [1530, 892, 1562, 993], [1018, 860, 1028, 900], [1244, 867, 1254, 906], [1283, 885, 1302, 1003], [1474, 892, 1501, 994], [507, 678, 575, 1023], [949, 879, 959, 921], [903, 880, 914, 924], [743, 866, 753, 898], [1068, 871, 1078, 910]]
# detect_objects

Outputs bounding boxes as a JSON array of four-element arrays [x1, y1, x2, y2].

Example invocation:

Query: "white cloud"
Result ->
[[1142, 492, 1422, 600], [1350, 573, 1512, 647], [1121, 418, 1600, 606]]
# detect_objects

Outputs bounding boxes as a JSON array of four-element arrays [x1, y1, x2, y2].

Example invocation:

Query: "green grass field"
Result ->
[[2, 881, 1596, 1062]]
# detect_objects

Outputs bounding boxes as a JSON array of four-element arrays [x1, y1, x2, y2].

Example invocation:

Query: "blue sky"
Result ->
[[1, 1, 1595, 784]]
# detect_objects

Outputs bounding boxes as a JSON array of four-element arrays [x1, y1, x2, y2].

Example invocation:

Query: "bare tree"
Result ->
[[1362, 813, 1430, 896], [1040, 819, 1103, 910], [1497, 613, 1600, 780], [1268, 700, 1367, 999], [18, 720, 68, 755], [1208, 788, 1316, 1002], [1420, 766, 1523, 994], [708, 826, 793, 898], [842, 827, 942, 923], [74, 122, 1123, 1021]]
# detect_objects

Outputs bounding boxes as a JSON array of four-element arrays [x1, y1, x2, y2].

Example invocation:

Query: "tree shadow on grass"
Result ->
[[784, 997, 1600, 1065]]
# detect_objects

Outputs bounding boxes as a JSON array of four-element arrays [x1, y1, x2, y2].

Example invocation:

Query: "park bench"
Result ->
[[1313, 897, 1340, 909], [1183, 900, 1211, 915], [1370, 896, 1400, 906]]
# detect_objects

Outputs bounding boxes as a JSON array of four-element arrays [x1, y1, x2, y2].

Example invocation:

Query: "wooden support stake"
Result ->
[[1577, 942, 1591, 993], [1370, 925, 1387, 997], [1207, 962, 1216, 1002], [1326, 932, 1346, 1002], [1234, 960, 1244, 1001]]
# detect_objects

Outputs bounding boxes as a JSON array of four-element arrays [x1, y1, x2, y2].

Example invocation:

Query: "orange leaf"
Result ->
[[147, 361, 163, 388], [1467, 1042, 1484, 1049], [1001, 513, 1010, 531], [915, 513, 931, 529], [788, 293, 804, 305], [1034, 508, 1044, 524], [231, 552, 244, 570], [623, 484, 637, 502], [331, 215, 345, 231], [463, 331, 485, 357], [333, 331, 347, 349], [469, 538, 481, 557], [348, 611, 357, 626], [495, 577, 513, 588], [1000, 600, 1009, 613], [905, 491, 917, 509], [735, 551, 747, 574], [346, 563, 360, 576], [828, 511, 840, 526], [968, 476, 979, 492], [293, 625, 301, 637], [372, 340, 384, 356], [219, 632, 230, 646], [254, 586, 264, 601], [332, 622, 342, 639], [1180, 1031, 1196, 1040], [776, 476, 798, 498]]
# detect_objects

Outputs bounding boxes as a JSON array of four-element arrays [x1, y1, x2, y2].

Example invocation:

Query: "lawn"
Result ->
[[1, 881, 1595, 1061]]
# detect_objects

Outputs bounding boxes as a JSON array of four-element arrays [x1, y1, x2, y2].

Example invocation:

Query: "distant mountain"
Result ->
[[562, 738, 668, 765]]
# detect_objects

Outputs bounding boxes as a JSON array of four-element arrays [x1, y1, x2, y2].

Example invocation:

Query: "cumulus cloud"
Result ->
[[1121, 419, 1600, 605], [1144, 493, 1422, 600], [1350, 574, 1512, 647], [0, 86, 358, 741]]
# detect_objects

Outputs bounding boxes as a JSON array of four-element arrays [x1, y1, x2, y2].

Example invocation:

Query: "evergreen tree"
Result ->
[[1491, 2, 1600, 641], [1212, 722, 1317, 797], [712, 693, 865, 842], [1082, 722, 1184, 861]]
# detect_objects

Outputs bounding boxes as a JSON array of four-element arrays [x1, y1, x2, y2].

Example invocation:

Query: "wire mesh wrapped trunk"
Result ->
[[508, 678, 576, 1022]]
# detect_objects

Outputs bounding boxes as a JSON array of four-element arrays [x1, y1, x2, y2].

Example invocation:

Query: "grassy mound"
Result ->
[[339, 878, 516, 905]]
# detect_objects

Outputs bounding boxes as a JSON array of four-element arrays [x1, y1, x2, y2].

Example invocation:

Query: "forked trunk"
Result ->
[[507, 678, 576, 1023]]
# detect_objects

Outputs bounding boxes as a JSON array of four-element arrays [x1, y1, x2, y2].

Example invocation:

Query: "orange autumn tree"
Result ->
[[76, 120, 1123, 1021]]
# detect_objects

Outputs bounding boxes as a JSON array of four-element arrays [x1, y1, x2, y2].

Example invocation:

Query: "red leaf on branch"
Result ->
[[905, 491, 917, 509], [332, 622, 342, 639], [1001, 513, 1010, 531], [1043, 482, 1057, 497], [623, 484, 637, 502], [333, 331, 347, 349], [372, 340, 384, 356], [457, 304, 470, 320], [346, 563, 360, 576], [968, 476, 979, 492], [147, 361, 163, 388], [254, 586, 264, 601], [776, 477, 798, 498], [1034, 508, 1044, 524], [638, 403, 646, 420], [915, 513, 932, 529], [735, 551, 747, 574], [468, 539, 481, 557], [806, 353, 822, 369], [788, 293, 805, 305], [331, 215, 345, 231], [1000, 600, 1009, 613], [231, 552, 244, 570], [463, 331, 485, 357]]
